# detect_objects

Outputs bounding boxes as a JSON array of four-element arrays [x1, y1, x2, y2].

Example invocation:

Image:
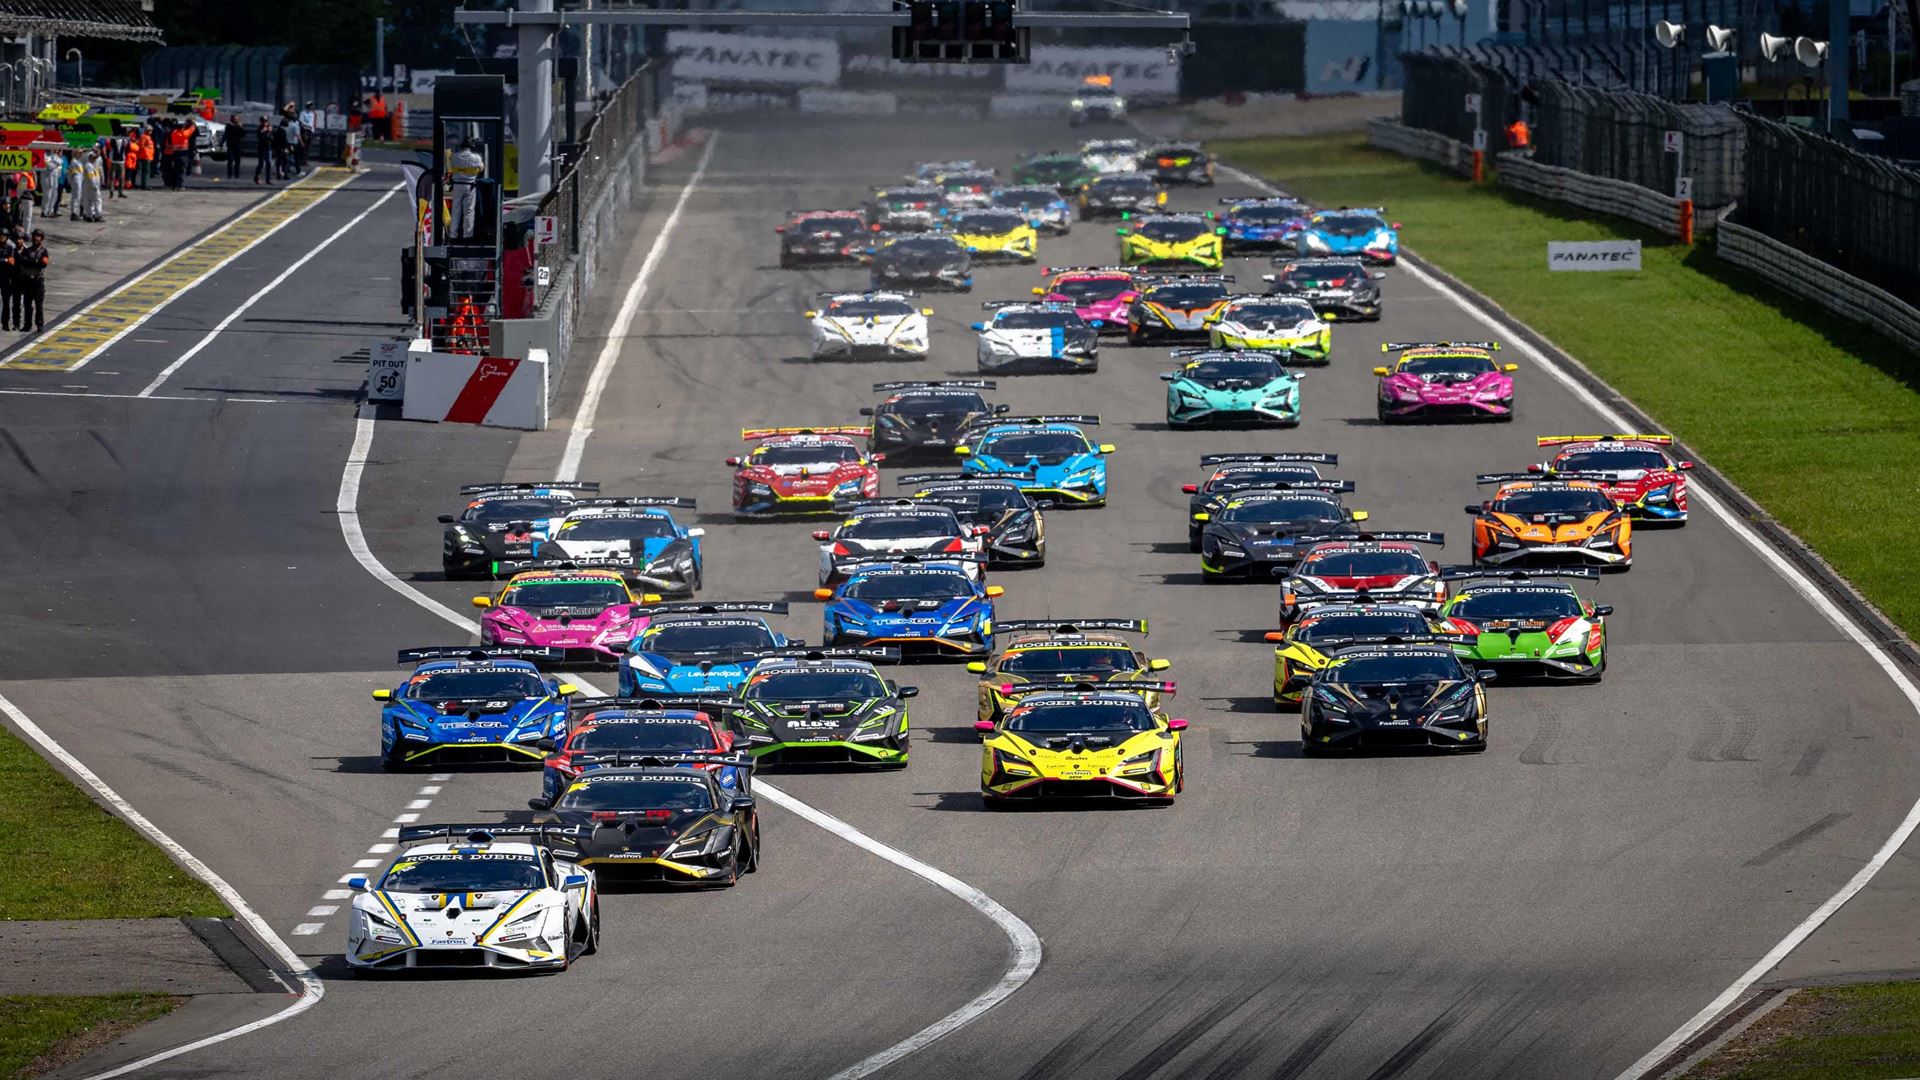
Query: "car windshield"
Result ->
[[745, 669, 890, 699], [499, 580, 628, 609], [1229, 204, 1301, 223], [980, 431, 1086, 458], [1051, 276, 1132, 302], [994, 310, 1080, 330], [639, 621, 776, 657], [1557, 449, 1672, 471], [1185, 357, 1285, 382], [1298, 551, 1427, 577], [1493, 488, 1615, 515], [1294, 612, 1433, 644], [1092, 177, 1155, 196], [1219, 497, 1342, 523], [465, 497, 568, 525], [1279, 263, 1366, 285], [1327, 652, 1461, 684], [884, 393, 987, 417], [999, 647, 1138, 675], [1138, 219, 1208, 241], [1316, 213, 1386, 237], [955, 212, 1024, 233], [795, 217, 854, 236], [886, 236, 962, 256], [1452, 589, 1585, 619], [410, 669, 548, 701], [1023, 158, 1080, 177], [557, 776, 714, 811], [1225, 301, 1315, 324], [845, 515, 958, 540], [829, 299, 916, 318], [844, 570, 974, 601], [380, 853, 544, 893], [559, 516, 675, 541], [992, 190, 1057, 209], [941, 174, 993, 192], [754, 443, 863, 465], [878, 189, 934, 206], [1006, 701, 1154, 733], [1145, 283, 1226, 307], [1401, 354, 1497, 376], [1207, 467, 1319, 490], [567, 719, 717, 753]]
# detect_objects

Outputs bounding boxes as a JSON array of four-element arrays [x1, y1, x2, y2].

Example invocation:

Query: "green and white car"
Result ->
[[728, 649, 915, 767], [1438, 567, 1611, 681]]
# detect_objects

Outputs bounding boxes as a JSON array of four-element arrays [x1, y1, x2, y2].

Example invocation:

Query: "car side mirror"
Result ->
[[994, 403, 1010, 413], [1464, 504, 1484, 514], [1321, 312, 1337, 321], [1114, 228, 1129, 236], [347, 876, 369, 892], [687, 528, 706, 538], [731, 797, 757, 812], [1350, 510, 1370, 522], [437, 514, 455, 523], [1390, 221, 1403, 229], [1158, 372, 1175, 381], [1371, 366, 1390, 376], [1167, 718, 1190, 731], [1678, 460, 1693, 470], [1191, 512, 1210, 522], [1098, 443, 1116, 454], [812, 530, 832, 541], [471, 596, 493, 609], [813, 588, 834, 600], [972, 525, 991, 536], [966, 661, 988, 673], [969, 321, 985, 331], [953, 446, 971, 457], [1373, 271, 1388, 279], [899, 685, 920, 698], [1261, 274, 1277, 282], [1526, 463, 1543, 472], [984, 585, 1005, 598], [535, 737, 557, 751], [1149, 658, 1171, 671], [1476, 669, 1498, 683], [973, 720, 998, 733], [1215, 227, 1227, 235], [1180, 483, 1198, 493], [726, 456, 742, 467], [371, 688, 392, 700], [527, 797, 553, 810], [1594, 604, 1614, 617], [1030, 286, 1045, 296], [562, 874, 589, 889], [556, 683, 578, 696], [920, 307, 936, 316], [803, 310, 819, 318], [1263, 631, 1286, 642], [1503, 363, 1519, 372]]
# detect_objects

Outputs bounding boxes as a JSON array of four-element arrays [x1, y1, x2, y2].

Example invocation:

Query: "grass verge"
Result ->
[[0, 727, 226, 920], [1681, 982, 1920, 1078], [1216, 131, 1920, 640], [0, 994, 183, 1079]]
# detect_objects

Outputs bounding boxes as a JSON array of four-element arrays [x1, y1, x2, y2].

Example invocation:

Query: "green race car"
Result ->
[[1438, 567, 1611, 681], [728, 648, 916, 767], [1014, 151, 1094, 194], [1160, 348, 1302, 428]]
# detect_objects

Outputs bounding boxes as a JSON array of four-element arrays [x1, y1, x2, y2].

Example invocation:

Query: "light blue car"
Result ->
[[991, 185, 1074, 235], [1160, 349, 1302, 428], [618, 602, 794, 696], [1294, 207, 1399, 265], [956, 416, 1112, 507]]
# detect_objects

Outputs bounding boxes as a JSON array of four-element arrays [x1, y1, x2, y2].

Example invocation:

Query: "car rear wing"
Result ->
[[1137, 272, 1234, 283], [1536, 433, 1674, 446], [572, 496, 694, 509], [830, 497, 940, 512], [641, 600, 789, 615], [396, 646, 566, 665], [975, 414, 1099, 427], [1441, 565, 1599, 581], [741, 426, 872, 440], [1212, 479, 1354, 495], [396, 823, 592, 848], [999, 679, 1175, 696], [569, 750, 756, 770], [460, 480, 600, 495], [1040, 264, 1133, 276], [896, 471, 1033, 485], [872, 380, 995, 392], [1219, 195, 1303, 205], [1319, 633, 1467, 650], [993, 618, 1146, 635], [1475, 471, 1614, 484], [494, 557, 639, 574], [1291, 530, 1443, 545], [569, 695, 738, 717], [834, 553, 987, 568], [742, 646, 900, 662], [1268, 257, 1366, 267], [980, 300, 1076, 311], [1381, 341, 1499, 353], [1200, 452, 1338, 466]]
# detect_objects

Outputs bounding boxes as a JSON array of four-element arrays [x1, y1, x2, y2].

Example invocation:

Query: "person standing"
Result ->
[[272, 117, 291, 180], [14, 170, 34, 231], [224, 114, 245, 180], [65, 150, 83, 218], [136, 125, 156, 189], [121, 137, 138, 195], [17, 229, 48, 334], [296, 102, 315, 169], [0, 229, 17, 332], [448, 138, 485, 240], [253, 117, 273, 185], [366, 91, 388, 140], [44, 150, 69, 217], [80, 151, 104, 221], [165, 120, 192, 189]]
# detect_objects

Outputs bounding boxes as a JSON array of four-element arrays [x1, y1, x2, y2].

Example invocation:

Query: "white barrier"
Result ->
[[1718, 219, 1920, 355], [1366, 118, 1475, 178], [796, 88, 898, 115], [401, 348, 550, 430], [1496, 152, 1704, 238], [988, 94, 1068, 119]]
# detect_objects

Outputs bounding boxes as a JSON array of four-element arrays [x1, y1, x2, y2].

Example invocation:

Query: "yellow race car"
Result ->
[[1263, 603, 1456, 709], [1117, 212, 1224, 270], [948, 209, 1038, 263], [966, 619, 1169, 722], [1207, 296, 1332, 362], [975, 681, 1185, 806]]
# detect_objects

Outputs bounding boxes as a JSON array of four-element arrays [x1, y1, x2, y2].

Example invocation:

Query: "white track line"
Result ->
[[138, 182, 404, 397], [1221, 162, 1920, 1078]]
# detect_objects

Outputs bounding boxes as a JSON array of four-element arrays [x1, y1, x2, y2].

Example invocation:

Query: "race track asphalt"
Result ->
[[4, 115, 1918, 1080]]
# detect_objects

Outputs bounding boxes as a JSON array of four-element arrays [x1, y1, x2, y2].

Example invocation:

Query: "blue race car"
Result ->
[[531, 497, 704, 597], [815, 559, 1002, 658], [991, 184, 1074, 235], [1160, 348, 1303, 428], [1217, 196, 1311, 253], [1294, 208, 1398, 265], [373, 646, 577, 770], [955, 414, 1113, 507], [617, 601, 793, 696]]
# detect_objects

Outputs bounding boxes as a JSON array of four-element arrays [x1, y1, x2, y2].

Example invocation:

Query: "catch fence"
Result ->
[[1531, 80, 1743, 208], [533, 61, 666, 287]]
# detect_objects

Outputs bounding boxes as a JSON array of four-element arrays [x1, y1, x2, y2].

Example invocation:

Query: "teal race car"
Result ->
[[1438, 567, 1612, 681], [1159, 348, 1302, 428]]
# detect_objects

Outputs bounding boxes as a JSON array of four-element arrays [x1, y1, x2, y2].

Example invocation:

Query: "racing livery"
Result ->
[[1301, 640, 1493, 753], [907, 160, 979, 184], [956, 415, 1112, 506], [1440, 567, 1611, 680], [1013, 151, 1093, 193], [864, 186, 944, 232], [729, 649, 915, 766], [815, 501, 984, 585], [473, 568, 655, 665], [1182, 452, 1341, 551], [1079, 138, 1141, 175], [1076, 172, 1166, 220], [814, 559, 1001, 657], [528, 769, 759, 885], [529, 498, 703, 596], [976, 682, 1187, 805], [1208, 296, 1330, 361], [1294, 207, 1399, 264], [806, 291, 933, 361], [1125, 274, 1233, 345], [1117, 212, 1225, 270], [860, 380, 1005, 458], [618, 601, 794, 696], [1263, 605, 1449, 708], [972, 302, 1100, 374], [1143, 142, 1214, 186], [1193, 484, 1367, 578], [933, 168, 999, 210], [1534, 434, 1692, 523], [1278, 534, 1447, 624], [1373, 341, 1518, 423], [539, 698, 748, 803], [776, 209, 868, 268], [1218, 196, 1311, 252], [947, 209, 1038, 263], [1262, 257, 1384, 320], [1160, 348, 1303, 428], [868, 233, 974, 292], [374, 646, 576, 769], [900, 472, 1048, 567], [967, 619, 1169, 722], [1032, 265, 1139, 333], [1468, 475, 1634, 569], [439, 481, 599, 580], [991, 185, 1074, 234], [728, 428, 881, 517]]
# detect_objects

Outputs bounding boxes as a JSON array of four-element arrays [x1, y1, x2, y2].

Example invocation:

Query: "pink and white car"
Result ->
[[1373, 341, 1518, 423], [1033, 265, 1138, 335], [472, 567, 656, 666]]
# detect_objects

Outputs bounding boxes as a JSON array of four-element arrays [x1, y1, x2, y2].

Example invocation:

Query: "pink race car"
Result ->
[[1033, 265, 1138, 335], [473, 567, 656, 666], [1373, 341, 1518, 423]]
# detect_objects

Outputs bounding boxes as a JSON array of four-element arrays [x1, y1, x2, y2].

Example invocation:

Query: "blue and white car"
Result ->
[[1294, 208, 1399, 265], [374, 647, 577, 770], [1217, 196, 1311, 253], [530, 498, 704, 596], [972, 302, 1100, 374], [991, 185, 1074, 235], [618, 602, 794, 696], [957, 415, 1113, 507], [818, 559, 1001, 658]]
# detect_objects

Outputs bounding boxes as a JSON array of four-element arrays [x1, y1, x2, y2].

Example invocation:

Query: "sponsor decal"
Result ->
[[1547, 240, 1643, 272], [1002, 47, 1179, 98], [667, 32, 839, 86]]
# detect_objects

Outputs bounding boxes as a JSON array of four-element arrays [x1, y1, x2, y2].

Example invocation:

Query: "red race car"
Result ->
[[1277, 534, 1447, 626], [728, 427, 881, 518], [1534, 433, 1692, 524], [538, 697, 750, 804]]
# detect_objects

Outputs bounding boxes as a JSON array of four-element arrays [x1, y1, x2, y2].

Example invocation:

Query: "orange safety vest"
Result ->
[[1507, 120, 1531, 148], [167, 126, 191, 153], [367, 95, 388, 120], [137, 132, 156, 161], [17, 170, 34, 193], [198, 99, 216, 120]]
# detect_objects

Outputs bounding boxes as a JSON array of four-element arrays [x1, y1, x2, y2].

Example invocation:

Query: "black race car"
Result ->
[[1077, 173, 1165, 220], [869, 233, 973, 292], [1182, 453, 1342, 551], [529, 767, 758, 885], [776, 210, 868, 268], [726, 649, 916, 767], [1124, 275, 1233, 346], [1301, 638, 1493, 754], [1263, 257, 1385, 321], [864, 186, 943, 232], [1193, 484, 1367, 580], [1143, 142, 1215, 186], [439, 481, 600, 580], [898, 473, 1048, 567], [861, 380, 1007, 459]]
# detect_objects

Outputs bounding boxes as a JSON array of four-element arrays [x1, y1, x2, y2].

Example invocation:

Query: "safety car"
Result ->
[[776, 209, 868, 268], [1278, 534, 1447, 624], [473, 567, 656, 665], [947, 209, 1038, 263], [1374, 341, 1517, 423], [864, 186, 944, 232], [1181, 451, 1340, 551], [972, 302, 1100, 374], [528, 497, 703, 596], [1468, 475, 1633, 569], [806, 291, 933, 361], [956, 414, 1112, 506], [1124, 274, 1233, 345], [900, 472, 1048, 567], [1263, 256, 1384, 320], [527, 768, 758, 886], [861, 380, 1006, 458], [727, 428, 881, 517], [1013, 150, 1093, 193], [967, 619, 1168, 722], [1069, 74, 1127, 125], [1031, 265, 1138, 333], [1262, 605, 1450, 709], [1079, 138, 1141, 175], [1076, 172, 1166, 220], [618, 601, 795, 696], [1160, 348, 1303, 428], [1534, 434, 1692, 523], [868, 232, 973, 292], [373, 646, 576, 770], [1440, 567, 1611, 681], [439, 481, 599, 580], [814, 559, 1000, 657], [1193, 484, 1368, 578], [976, 682, 1186, 805], [1300, 639, 1493, 753], [1207, 296, 1331, 360], [815, 501, 985, 585], [1218, 196, 1312, 252], [729, 649, 915, 766], [990, 185, 1074, 235], [539, 697, 748, 803], [1117, 212, 1226, 270], [1295, 207, 1399, 264]]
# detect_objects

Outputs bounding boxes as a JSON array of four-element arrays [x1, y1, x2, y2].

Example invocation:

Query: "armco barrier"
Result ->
[[1496, 152, 1708, 238], [1366, 118, 1475, 178], [402, 348, 550, 430], [1718, 218, 1920, 355]]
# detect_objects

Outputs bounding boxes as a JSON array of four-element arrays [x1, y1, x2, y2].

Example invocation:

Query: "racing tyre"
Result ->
[[1376, 402, 1393, 424], [982, 794, 1014, 812], [1187, 529, 1202, 553], [380, 730, 408, 772], [1127, 328, 1147, 347], [582, 899, 600, 955], [1300, 739, 1325, 757]]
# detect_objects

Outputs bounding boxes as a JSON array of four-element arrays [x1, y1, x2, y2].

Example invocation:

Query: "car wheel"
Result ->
[[1300, 739, 1325, 757], [582, 898, 600, 955], [1376, 402, 1392, 423], [982, 794, 1013, 812], [1127, 329, 1145, 346], [380, 729, 407, 771], [1173, 748, 1184, 794]]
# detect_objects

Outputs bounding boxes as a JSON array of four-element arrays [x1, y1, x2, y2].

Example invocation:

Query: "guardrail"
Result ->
[[1366, 118, 1476, 178], [1718, 217, 1920, 355], [1496, 151, 1712, 238]]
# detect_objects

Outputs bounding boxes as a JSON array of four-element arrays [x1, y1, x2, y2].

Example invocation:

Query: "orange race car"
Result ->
[[1466, 473, 1632, 570]]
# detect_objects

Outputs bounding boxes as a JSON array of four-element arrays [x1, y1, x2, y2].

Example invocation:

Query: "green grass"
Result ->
[[0, 994, 182, 1079], [0, 728, 226, 920], [1218, 132, 1920, 638], [1681, 982, 1920, 1079]]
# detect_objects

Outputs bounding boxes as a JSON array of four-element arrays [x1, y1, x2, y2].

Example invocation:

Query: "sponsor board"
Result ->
[[797, 88, 898, 115], [368, 339, 411, 402], [674, 83, 799, 113], [409, 69, 454, 94], [1002, 47, 1179, 99], [1547, 240, 1642, 271], [841, 53, 1000, 90], [667, 31, 839, 86], [1302, 19, 1380, 94]]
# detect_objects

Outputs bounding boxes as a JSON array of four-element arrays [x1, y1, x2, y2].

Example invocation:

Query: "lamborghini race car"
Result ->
[[440, 481, 600, 579], [1193, 484, 1368, 579], [1263, 605, 1450, 708], [1160, 348, 1303, 428], [1294, 207, 1399, 264], [1218, 196, 1311, 253], [814, 559, 1001, 657], [528, 767, 759, 885], [900, 473, 1048, 567], [1143, 142, 1215, 186], [618, 601, 795, 696], [374, 646, 576, 769], [1014, 151, 1093, 193], [730, 649, 915, 766], [972, 302, 1100, 373], [1534, 434, 1692, 523], [864, 186, 944, 232], [868, 233, 974, 292], [1080, 138, 1141, 175], [934, 168, 999, 211], [976, 682, 1186, 805], [1208, 296, 1331, 360], [908, 160, 979, 184], [474, 567, 656, 664], [728, 428, 881, 517], [1125, 274, 1233, 345], [1440, 566, 1611, 680], [776, 209, 868, 268], [1263, 257, 1384, 320], [345, 824, 598, 971], [1182, 452, 1341, 551], [1117, 212, 1225, 270], [814, 501, 984, 585], [861, 380, 1006, 458], [1468, 475, 1633, 569], [1374, 341, 1517, 423], [1277, 534, 1447, 624], [1069, 75, 1127, 125], [540, 698, 748, 802], [530, 497, 703, 596], [947, 209, 1038, 263], [967, 619, 1169, 722], [807, 291, 933, 361], [956, 415, 1112, 506], [991, 185, 1074, 235], [1031, 265, 1139, 332], [1300, 639, 1492, 753], [1077, 172, 1166, 220]]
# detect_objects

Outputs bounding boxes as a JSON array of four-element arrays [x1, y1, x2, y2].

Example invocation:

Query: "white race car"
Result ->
[[808, 291, 932, 361], [907, 159, 978, 184], [1070, 90, 1127, 125], [346, 825, 599, 973], [972, 302, 1100, 374], [1207, 296, 1333, 362], [1080, 138, 1141, 175], [814, 501, 986, 585]]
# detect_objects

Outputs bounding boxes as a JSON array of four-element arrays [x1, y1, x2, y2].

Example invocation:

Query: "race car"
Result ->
[[967, 619, 1168, 722], [1144, 142, 1214, 186], [907, 159, 979, 184], [1031, 265, 1139, 333], [539, 697, 749, 803], [946, 209, 1038, 263], [617, 601, 794, 696], [374, 646, 576, 770], [1069, 74, 1127, 125], [527, 767, 758, 885], [1193, 484, 1368, 579], [1263, 257, 1384, 321], [440, 481, 599, 580], [972, 302, 1100, 374], [728, 428, 881, 517], [1080, 138, 1142, 175], [1534, 434, 1692, 523], [861, 380, 1006, 458], [990, 185, 1074, 235], [868, 233, 974, 292], [933, 168, 999, 211], [776, 209, 868, 268], [864, 186, 944, 232], [1262, 604, 1451, 709], [1013, 150, 1093, 193], [1218, 196, 1312, 253], [1125, 274, 1234, 345], [1467, 475, 1633, 569], [1160, 348, 1303, 428], [1182, 451, 1341, 551], [1374, 341, 1517, 423], [900, 473, 1048, 567], [814, 501, 985, 585], [956, 415, 1112, 507], [345, 823, 598, 972], [806, 291, 933, 362], [975, 682, 1186, 805], [1294, 207, 1399, 264], [1117, 212, 1226, 270], [1278, 534, 1448, 624], [814, 559, 1001, 657], [729, 649, 915, 766], [1440, 567, 1611, 681], [529, 497, 703, 597], [1077, 172, 1166, 220], [1207, 296, 1331, 361], [473, 567, 656, 665], [1300, 639, 1493, 753]]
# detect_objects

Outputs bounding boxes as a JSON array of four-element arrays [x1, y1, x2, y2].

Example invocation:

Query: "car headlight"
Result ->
[[360, 908, 405, 943], [993, 748, 1035, 775], [1370, 231, 1393, 248], [1645, 484, 1674, 503], [1213, 541, 1245, 557], [1476, 388, 1508, 401], [666, 828, 730, 859], [745, 482, 774, 496], [1310, 687, 1349, 715], [491, 629, 528, 643], [494, 907, 552, 944], [1302, 234, 1329, 252]]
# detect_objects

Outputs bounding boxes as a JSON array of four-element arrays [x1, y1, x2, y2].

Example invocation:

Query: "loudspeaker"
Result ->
[[1759, 32, 1792, 61], [1450, 0, 1469, 16], [1654, 20, 1684, 48], [1794, 36, 1829, 66], [1705, 24, 1736, 52]]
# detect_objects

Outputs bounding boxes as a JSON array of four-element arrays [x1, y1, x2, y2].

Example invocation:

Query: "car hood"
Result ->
[[981, 327, 1074, 356], [1485, 511, 1615, 541]]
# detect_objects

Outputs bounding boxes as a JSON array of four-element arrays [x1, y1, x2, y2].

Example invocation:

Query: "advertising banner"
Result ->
[[667, 31, 840, 86], [1301, 20, 1380, 94], [1547, 240, 1643, 271], [1001, 47, 1179, 99]]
